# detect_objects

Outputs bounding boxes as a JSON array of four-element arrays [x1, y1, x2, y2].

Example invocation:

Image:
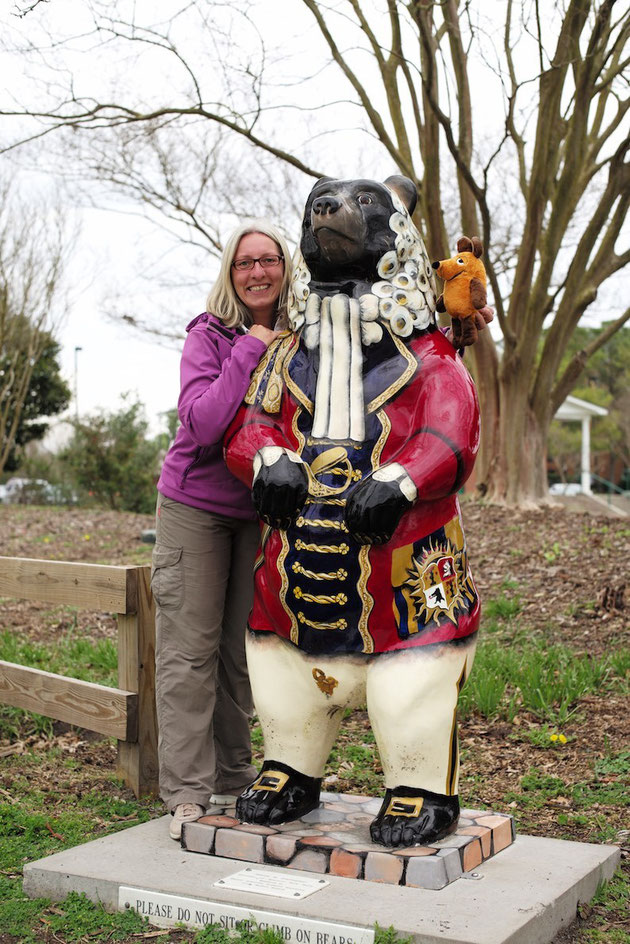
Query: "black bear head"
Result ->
[[289, 173, 436, 340], [300, 175, 418, 286]]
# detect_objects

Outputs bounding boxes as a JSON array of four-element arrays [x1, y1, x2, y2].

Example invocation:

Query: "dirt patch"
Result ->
[[0, 505, 155, 564], [2, 501, 628, 649], [0, 505, 154, 643], [462, 501, 629, 656]]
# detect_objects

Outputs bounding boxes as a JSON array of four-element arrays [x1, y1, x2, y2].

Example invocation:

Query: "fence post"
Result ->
[[117, 565, 159, 797]]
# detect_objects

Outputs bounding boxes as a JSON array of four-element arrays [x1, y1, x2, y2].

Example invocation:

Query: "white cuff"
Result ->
[[372, 462, 417, 502], [253, 446, 304, 482]]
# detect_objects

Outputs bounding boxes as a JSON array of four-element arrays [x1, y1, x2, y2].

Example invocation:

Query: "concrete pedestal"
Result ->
[[23, 815, 619, 944]]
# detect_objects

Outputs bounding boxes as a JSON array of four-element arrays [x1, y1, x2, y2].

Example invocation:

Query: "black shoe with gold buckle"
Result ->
[[369, 786, 460, 847], [236, 760, 321, 826]]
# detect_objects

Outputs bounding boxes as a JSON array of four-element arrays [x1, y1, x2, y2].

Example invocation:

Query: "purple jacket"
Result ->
[[157, 313, 267, 519]]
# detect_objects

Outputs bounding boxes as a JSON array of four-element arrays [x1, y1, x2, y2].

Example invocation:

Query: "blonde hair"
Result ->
[[206, 220, 292, 329]]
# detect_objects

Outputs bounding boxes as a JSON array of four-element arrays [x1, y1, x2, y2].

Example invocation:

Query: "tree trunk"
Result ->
[[468, 334, 500, 495], [484, 370, 550, 506]]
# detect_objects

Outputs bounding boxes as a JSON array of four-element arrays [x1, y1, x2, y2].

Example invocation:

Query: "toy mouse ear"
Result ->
[[471, 236, 484, 258], [456, 236, 473, 253], [384, 175, 417, 215]]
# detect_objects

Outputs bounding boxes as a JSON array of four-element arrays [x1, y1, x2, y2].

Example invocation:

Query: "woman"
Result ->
[[152, 221, 291, 839]]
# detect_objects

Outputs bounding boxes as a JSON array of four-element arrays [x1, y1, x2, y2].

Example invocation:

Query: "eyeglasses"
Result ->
[[232, 254, 284, 271]]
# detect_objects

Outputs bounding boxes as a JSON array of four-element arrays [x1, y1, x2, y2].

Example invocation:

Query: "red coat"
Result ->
[[225, 324, 480, 655]]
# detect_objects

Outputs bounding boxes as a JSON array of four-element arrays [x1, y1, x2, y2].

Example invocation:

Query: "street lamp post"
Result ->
[[74, 346, 82, 421]]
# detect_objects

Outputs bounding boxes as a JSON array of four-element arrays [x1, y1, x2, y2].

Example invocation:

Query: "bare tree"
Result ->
[[1, 0, 628, 503], [11, 0, 50, 17], [50, 119, 308, 339], [0, 185, 72, 475]]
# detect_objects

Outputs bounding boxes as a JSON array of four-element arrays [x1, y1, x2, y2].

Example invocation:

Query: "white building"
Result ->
[[553, 394, 608, 494]]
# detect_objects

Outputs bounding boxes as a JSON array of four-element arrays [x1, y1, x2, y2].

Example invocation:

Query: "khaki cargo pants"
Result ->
[[152, 492, 259, 811]]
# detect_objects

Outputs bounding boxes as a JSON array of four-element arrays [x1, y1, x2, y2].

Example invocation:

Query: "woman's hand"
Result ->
[[249, 324, 279, 347]]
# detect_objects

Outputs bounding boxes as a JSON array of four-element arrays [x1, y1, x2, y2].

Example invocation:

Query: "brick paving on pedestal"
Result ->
[[181, 792, 515, 890]]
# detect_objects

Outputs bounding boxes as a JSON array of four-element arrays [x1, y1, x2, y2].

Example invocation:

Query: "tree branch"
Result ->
[[412, 2, 506, 336], [300, 0, 412, 176], [551, 306, 630, 412], [0, 99, 327, 179]]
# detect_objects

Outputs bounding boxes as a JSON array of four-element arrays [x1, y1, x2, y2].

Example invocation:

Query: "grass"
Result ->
[[0, 627, 119, 739], [458, 635, 628, 723], [0, 760, 158, 943], [0, 627, 117, 686], [0, 587, 628, 942], [585, 871, 630, 941]]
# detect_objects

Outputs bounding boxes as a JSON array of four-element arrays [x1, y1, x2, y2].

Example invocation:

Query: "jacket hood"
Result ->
[[185, 312, 211, 332]]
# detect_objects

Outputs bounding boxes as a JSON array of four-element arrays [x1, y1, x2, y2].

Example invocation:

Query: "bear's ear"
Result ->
[[471, 236, 484, 258], [456, 236, 473, 253], [384, 175, 417, 215], [308, 176, 334, 196]]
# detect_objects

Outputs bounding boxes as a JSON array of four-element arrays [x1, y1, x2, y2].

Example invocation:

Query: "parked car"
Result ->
[[3, 477, 63, 504], [549, 482, 583, 496]]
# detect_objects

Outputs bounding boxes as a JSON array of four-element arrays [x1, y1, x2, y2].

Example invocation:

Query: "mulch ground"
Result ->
[[2, 501, 627, 650], [0, 500, 628, 942]]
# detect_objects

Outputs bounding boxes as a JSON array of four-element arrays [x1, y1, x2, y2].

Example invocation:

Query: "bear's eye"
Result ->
[[457, 257, 465, 264], [358, 193, 373, 205]]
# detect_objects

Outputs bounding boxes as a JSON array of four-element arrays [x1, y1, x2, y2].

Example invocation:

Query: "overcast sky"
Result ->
[[2, 0, 626, 443], [2, 0, 369, 439]]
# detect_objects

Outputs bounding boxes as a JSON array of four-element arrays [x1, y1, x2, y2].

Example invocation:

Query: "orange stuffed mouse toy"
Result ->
[[432, 236, 487, 347]]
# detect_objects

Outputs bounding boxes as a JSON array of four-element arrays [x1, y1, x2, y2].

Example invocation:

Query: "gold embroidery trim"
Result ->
[[365, 324, 418, 414], [298, 612, 348, 631], [294, 587, 347, 605], [277, 529, 299, 645], [244, 333, 294, 410], [305, 448, 362, 499], [296, 516, 348, 532], [244, 347, 275, 406], [292, 562, 348, 581], [253, 523, 272, 575], [385, 796, 424, 818], [291, 401, 306, 454], [372, 410, 391, 471], [295, 540, 350, 555], [357, 544, 375, 653], [329, 467, 362, 479], [283, 341, 313, 415], [305, 498, 347, 506]]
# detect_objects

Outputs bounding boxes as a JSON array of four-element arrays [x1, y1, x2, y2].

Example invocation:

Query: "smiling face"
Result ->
[[231, 232, 285, 327]]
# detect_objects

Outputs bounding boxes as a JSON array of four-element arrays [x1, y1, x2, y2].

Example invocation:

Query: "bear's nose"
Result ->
[[312, 195, 341, 216], [432, 261, 440, 269]]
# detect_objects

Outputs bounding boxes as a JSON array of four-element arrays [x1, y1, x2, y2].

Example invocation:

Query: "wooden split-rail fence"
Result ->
[[0, 557, 158, 798]]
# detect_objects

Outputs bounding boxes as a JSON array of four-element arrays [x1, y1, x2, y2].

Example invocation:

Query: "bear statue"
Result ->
[[224, 175, 480, 847]]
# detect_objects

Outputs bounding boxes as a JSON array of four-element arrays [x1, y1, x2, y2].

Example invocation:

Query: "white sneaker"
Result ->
[[209, 793, 238, 806], [169, 803, 205, 840]]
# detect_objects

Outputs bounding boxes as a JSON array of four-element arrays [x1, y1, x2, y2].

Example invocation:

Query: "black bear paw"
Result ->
[[345, 478, 412, 545], [369, 787, 460, 847], [236, 761, 321, 826], [252, 454, 308, 531]]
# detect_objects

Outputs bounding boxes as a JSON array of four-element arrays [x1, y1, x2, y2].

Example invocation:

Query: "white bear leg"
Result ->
[[246, 631, 367, 777], [366, 638, 477, 795]]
